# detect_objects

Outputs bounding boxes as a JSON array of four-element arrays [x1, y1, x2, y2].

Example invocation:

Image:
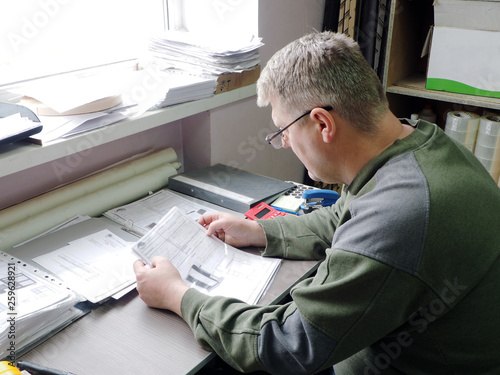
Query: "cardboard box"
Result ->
[[215, 65, 260, 94], [426, 26, 500, 99], [433, 0, 500, 32]]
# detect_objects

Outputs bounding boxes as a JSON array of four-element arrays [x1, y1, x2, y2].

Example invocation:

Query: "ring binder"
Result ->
[[0, 102, 43, 146]]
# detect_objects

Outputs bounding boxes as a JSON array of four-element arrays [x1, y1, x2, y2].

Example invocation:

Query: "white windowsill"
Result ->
[[0, 84, 257, 179]]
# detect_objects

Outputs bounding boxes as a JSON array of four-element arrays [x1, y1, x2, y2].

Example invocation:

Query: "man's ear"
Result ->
[[311, 108, 335, 143]]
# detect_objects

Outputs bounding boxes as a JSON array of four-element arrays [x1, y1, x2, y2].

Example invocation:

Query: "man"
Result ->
[[134, 31, 500, 374]]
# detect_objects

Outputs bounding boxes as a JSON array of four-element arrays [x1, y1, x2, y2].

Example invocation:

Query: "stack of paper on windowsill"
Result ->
[[144, 30, 263, 98], [146, 30, 263, 75], [145, 70, 218, 110], [7, 74, 135, 145]]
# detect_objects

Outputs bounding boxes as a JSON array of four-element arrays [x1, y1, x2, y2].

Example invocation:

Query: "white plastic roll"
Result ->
[[1, 162, 181, 251], [474, 115, 500, 182], [444, 111, 480, 151], [476, 115, 500, 147], [0, 147, 178, 230]]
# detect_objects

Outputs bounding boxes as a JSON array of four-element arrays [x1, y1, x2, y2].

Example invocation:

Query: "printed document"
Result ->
[[133, 207, 281, 305], [33, 230, 137, 303], [104, 189, 216, 236]]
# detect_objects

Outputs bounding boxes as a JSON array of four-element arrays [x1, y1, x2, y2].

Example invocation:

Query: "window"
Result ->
[[167, 0, 258, 36], [0, 0, 258, 86], [0, 0, 166, 85]]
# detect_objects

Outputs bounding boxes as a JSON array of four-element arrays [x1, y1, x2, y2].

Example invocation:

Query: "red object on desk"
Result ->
[[244, 202, 289, 220]]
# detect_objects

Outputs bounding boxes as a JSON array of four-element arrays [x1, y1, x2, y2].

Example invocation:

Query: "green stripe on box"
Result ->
[[426, 78, 500, 99]]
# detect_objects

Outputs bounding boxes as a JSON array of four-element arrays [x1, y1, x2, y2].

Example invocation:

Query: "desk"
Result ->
[[14, 204, 319, 374]]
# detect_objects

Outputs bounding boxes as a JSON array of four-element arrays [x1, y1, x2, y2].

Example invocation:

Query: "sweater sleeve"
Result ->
[[257, 192, 347, 260], [181, 250, 432, 375]]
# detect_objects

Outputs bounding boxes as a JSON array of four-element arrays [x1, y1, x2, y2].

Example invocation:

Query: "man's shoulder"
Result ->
[[334, 152, 429, 274]]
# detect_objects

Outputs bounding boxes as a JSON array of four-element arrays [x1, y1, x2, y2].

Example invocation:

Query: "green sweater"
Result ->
[[181, 120, 500, 374]]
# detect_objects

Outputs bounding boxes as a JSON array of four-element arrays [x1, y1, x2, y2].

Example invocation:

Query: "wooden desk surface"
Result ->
[[19, 251, 318, 375]]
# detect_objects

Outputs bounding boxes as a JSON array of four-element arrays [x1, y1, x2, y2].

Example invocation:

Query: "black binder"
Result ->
[[0, 101, 43, 146], [168, 164, 295, 213]]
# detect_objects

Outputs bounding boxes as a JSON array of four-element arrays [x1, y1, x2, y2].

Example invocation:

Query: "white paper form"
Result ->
[[104, 189, 216, 236], [33, 230, 138, 304], [133, 207, 281, 305]]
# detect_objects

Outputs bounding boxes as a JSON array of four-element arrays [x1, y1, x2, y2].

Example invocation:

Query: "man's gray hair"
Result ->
[[257, 31, 388, 134]]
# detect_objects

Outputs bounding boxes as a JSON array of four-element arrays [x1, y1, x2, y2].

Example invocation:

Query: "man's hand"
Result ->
[[197, 212, 267, 248], [133, 256, 189, 317]]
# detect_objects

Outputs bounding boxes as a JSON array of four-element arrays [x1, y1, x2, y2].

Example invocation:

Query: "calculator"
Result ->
[[270, 182, 318, 213], [245, 201, 290, 220]]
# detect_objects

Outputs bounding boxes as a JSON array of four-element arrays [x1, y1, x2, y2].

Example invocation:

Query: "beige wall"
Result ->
[[208, 0, 326, 181]]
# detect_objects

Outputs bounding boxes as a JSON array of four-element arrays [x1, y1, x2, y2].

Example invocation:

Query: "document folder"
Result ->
[[168, 164, 294, 213], [0, 101, 43, 146]]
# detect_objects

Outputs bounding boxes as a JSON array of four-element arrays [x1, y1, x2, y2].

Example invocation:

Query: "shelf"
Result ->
[[387, 75, 500, 111], [0, 84, 257, 179]]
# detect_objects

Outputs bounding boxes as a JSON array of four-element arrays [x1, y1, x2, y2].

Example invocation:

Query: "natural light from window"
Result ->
[[0, 0, 166, 85]]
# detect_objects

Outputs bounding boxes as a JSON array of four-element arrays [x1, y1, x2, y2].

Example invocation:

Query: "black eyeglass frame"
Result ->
[[265, 106, 333, 149]]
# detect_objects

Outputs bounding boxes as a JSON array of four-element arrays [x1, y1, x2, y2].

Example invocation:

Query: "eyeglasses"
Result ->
[[265, 106, 333, 149]]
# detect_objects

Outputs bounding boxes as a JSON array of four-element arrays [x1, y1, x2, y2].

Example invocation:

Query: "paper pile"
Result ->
[[146, 70, 218, 110], [146, 30, 263, 77]]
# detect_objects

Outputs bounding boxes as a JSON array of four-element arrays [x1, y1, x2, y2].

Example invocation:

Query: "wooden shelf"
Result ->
[[387, 75, 500, 111], [383, 0, 500, 115]]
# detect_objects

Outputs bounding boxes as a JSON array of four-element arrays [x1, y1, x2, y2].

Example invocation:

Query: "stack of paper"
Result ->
[[32, 229, 138, 304], [146, 70, 218, 109], [146, 30, 264, 77], [8, 74, 135, 145], [104, 189, 216, 236], [0, 252, 85, 360]]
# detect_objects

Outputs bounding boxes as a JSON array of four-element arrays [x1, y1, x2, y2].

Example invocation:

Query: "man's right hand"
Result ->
[[197, 212, 267, 248]]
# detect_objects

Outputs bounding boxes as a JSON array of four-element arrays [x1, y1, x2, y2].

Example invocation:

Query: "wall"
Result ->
[[208, 0, 326, 181]]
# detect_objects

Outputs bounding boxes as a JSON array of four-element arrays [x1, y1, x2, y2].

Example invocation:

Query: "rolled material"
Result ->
[[474, 115, 500, 182], [0, 148, 181, 250], [444, 111, 480, 152], [0, 148, 178, 230]]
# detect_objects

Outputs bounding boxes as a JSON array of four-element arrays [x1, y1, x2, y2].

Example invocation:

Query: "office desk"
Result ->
[[16, 220, 319, 375]]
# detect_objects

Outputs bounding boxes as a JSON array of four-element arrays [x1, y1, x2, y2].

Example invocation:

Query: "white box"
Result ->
[[426, 26, 500, 99], [433, 0, 500, 32]]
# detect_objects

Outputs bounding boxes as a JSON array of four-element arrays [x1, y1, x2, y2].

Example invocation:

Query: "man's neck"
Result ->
[[338, 111, 413, 185]]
